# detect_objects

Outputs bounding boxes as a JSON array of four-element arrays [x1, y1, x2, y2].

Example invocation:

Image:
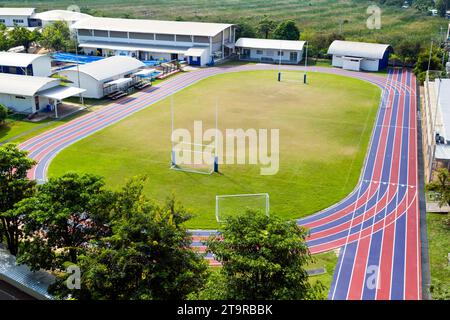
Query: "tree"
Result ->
[[9, 25, 40, 52], [413, 0, 435, 12], [207, 211, 322, 300], [0, 104, 7, 125], [427, 168, 450, 207], [257, 16, 277, 39], [436, 0, 449, 17], [0, 144, 36, 255], [235, 19, 257, 39], [414, 48, 443, 83], [0, 23, 11, 51], [39, 21, 75, 52], [273, 20, 300, 40], [50, 178, 209, 300], [16, 172, 113, 271]]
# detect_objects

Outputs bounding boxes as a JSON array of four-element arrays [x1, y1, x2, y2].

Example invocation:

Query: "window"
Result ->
[[15, 96, 26, 100], [0, 19, 5, 24], [13, 19, 24, 24], [256, 50, 263, 55], [277, 51, 284, 56]]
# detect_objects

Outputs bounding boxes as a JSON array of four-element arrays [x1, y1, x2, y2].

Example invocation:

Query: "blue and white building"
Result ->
[[235, 38, 305, 64], [72, 17, 236, 66], [328, 40, 393, 72], [0, 52, 52, 77]]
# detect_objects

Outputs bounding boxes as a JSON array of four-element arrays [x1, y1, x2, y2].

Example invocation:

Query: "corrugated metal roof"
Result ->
[[435, 79, 450, 141], [327, 40, 392, 60], [34, 10, 91, 22], [0, 52, 49, 68], [235, 38, 305, 51], [73, 16, 233, 37], [60, 56, 146, 82], [0, 8, 35, 16], [0, 73, 59, 96], [0, 247, 54, 300], [435, 144, 450, 160]]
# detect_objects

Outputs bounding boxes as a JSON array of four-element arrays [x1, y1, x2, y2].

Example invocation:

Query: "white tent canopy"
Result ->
[[103, 78, 133, 87], [39, 86, 86, 100], [185, 47, 207, 57], [133, 69, 156, 77]]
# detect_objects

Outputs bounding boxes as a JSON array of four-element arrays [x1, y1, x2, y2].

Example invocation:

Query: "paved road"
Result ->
[[19, 65, 420, 300]]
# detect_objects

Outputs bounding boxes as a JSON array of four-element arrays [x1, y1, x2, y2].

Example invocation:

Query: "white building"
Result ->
[[235, 38, 305, 64], [72, 17, 236, 66], [327, 40, 393, 72], [0, 8, 36, 27], [0, 73, 84, 114], [0, 52, 52, 77], [34, 10, 92, 30], [57, 56, 146, 99]]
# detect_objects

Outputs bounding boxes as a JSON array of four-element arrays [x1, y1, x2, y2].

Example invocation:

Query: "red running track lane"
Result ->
[[18, 65, 420, 300]]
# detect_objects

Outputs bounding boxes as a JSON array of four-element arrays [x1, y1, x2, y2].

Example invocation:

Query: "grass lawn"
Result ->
[[0, 114, 53, 144], [307, 251, 339, 299], [2, 0, 447, 50], [427, 213, 450, 300], [49, 70, 380, 229]]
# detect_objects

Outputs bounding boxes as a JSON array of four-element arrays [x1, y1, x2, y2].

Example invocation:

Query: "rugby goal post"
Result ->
[[171, 141, 218, 175], [215, 193, 270, 223]]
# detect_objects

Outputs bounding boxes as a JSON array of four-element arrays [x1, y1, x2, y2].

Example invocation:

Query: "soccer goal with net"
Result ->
[[215, 193, 270, 223], [171, 141, 218, 175]]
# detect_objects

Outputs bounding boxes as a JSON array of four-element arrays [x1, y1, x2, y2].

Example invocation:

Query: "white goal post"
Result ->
[[171, 141, 218, 175], [215, 193, 270, 223]]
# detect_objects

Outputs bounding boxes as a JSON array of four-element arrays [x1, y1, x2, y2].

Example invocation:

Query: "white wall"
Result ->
[[242, 48, 302, 64], [361, 59, 379, 72], [333, 55, 381, 72], [332, 55, 343, 67], [0, 15, 30, 27], [0, 93, 35, 113], [31, 56, 52, 77], [342, 59, 361, 71], [58, 71, 102, 99]]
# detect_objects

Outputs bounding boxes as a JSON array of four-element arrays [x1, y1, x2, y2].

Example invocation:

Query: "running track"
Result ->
[[19, 65, 420, 300]]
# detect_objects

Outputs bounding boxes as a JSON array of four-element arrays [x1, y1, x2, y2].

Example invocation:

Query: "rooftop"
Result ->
[[327, 40, 392, 60], [436, 79, 450, 142], [0, 7, 35, 16], [235, 38, 306, 51], [0, 52, 49, 68], [0, 73, 59, 96], [34, 10, 92, 22], [72, 16, 233, 37], [61, 56, 146, 81]]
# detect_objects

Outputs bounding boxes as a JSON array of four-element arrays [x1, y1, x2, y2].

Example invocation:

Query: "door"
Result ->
[[34, 96, 40, 111], [171, 53, 179, 61], [242, 48, 251, 59], [290, 52, 298, 62]]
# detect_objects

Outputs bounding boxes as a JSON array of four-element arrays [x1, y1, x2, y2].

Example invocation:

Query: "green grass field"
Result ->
[[49, 70, 380, 228], [1, 0, 447, 49], [427, 213, 450, 300]]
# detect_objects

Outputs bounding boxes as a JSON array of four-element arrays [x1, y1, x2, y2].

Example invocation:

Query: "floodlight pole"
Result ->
[[429, 76, 442, 180], [427, 40, 433, 73], [75, 30, 84, 106]]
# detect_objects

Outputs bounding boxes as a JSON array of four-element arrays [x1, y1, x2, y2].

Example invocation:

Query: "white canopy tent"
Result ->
[[103, 77, 133, 87], [38, 86, 86, 118]]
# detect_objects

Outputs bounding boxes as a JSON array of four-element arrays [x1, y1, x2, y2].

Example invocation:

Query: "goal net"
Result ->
[[279, 71, 305, 83], [171, 142, 217, 175], [215, 193, 270, 223]]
